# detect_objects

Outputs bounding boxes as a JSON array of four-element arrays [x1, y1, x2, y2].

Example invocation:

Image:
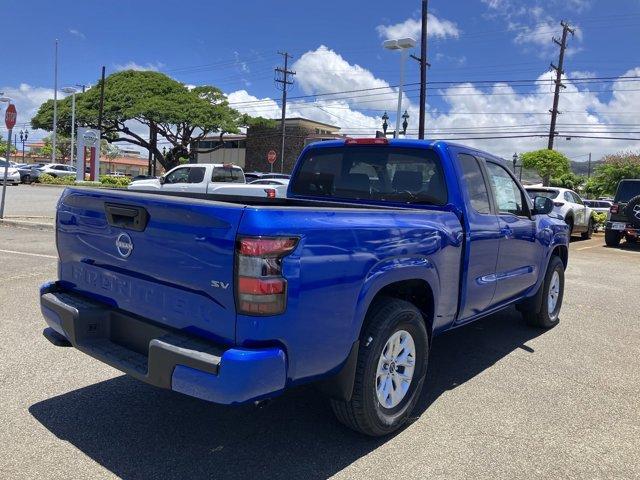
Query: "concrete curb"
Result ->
[[27, 183, 68, 189], [0, 219, 55, 231]]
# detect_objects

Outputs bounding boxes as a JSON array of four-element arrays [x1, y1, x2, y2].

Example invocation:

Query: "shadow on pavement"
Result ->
[[30, 307, 545, 480]]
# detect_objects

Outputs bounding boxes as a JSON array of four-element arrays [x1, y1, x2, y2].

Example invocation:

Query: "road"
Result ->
[[0, 226, 638, 479], [0, 184, 63, 219]]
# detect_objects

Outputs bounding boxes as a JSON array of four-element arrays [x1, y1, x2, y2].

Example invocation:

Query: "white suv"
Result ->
[[526, 187, 593, 238]]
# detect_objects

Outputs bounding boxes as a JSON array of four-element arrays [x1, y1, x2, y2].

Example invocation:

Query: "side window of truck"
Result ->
[[485, 162, 527, 217], [458, 153, 491, 214], [165, 167, 190, 184], [188, 167, 206, 183]]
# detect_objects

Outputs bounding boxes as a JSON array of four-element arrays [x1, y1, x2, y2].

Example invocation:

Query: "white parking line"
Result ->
[[0, 248, 57, 259]]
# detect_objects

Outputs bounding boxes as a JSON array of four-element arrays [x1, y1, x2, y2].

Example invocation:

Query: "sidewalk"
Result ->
[[0, 215, 54, 230]]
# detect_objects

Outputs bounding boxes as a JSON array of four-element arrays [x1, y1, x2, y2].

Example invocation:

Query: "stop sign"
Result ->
[[267, 150, 277, 164], [4, 104, 16, 130]]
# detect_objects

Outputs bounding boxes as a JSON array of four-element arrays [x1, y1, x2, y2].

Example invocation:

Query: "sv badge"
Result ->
[[211, 280, 230, 290]]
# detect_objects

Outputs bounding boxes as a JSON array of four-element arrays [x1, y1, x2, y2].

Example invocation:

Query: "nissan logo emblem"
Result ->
[[115, 233, 134, 258]]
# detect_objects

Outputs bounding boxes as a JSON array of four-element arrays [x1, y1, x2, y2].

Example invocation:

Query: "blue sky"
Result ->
[[1, 0, 639, 159]]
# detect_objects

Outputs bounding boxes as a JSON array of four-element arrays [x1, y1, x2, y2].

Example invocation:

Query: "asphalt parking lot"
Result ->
[[0, 225, 638, 479], [0, 184, 63, 219]]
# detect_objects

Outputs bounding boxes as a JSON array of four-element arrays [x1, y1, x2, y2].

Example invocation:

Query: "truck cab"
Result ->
[[128, 163, 245, 194]]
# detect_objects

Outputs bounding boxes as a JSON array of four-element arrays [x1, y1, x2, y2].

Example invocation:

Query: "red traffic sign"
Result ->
[[267, 150, 277, 164], [4, 104, 16, 130]]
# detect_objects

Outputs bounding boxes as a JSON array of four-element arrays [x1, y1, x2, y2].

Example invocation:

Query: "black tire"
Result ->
[[330, 297, 429, 436], [23, 174, 31, 184], [581, 219, 593, 240], [604, 229, 622, 247], [522, 256, 564, 329]]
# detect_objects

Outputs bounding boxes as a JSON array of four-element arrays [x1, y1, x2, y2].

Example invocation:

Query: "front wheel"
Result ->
[[330, 297, 429, 436], [523, 256, 565, 329]]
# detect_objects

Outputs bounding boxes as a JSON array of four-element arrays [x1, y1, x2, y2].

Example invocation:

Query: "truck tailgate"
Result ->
[[55, 188, 244, 344]]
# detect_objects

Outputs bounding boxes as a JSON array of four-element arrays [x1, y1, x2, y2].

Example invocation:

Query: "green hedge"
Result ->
[[38, 173, 131, 188], [38, 173, 76, 185], [99, 175, 131, 187]]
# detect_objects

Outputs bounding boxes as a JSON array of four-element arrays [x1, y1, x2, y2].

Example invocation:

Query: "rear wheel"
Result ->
[[605, 229, 622, 247], [330, 297, 429, 436], [581, 219, 593, 240], [522, 256, 564, 329]]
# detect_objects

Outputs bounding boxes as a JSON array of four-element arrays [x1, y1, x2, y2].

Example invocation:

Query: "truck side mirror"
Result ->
[[533, 196, 553, 215], [159, 176, 166, 185]]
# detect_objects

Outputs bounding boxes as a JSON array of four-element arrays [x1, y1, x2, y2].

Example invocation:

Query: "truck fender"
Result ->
[[319, 258, 439, 402]]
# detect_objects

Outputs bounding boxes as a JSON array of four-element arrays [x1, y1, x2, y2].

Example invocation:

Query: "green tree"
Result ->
[[0, 134, 18, 157], [587, 151, 640, 196], [31, 70, 272, 170], [520, 149, 571, 186], [550, 172, 585, 191], [41, 134, 72, 162]]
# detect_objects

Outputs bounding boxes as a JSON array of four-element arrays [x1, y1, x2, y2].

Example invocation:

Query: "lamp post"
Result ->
[[19, 129, 28, 162], [381, 112, 389, 136], [383, 37, 416, 139], [62, 87, 77, 167], [402, 110, 410, 135]]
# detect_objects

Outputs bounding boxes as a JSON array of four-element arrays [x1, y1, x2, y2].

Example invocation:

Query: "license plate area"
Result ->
[[611, 222, 627, 231]]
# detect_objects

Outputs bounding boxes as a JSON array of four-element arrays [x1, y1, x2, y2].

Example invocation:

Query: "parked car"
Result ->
[[244, 172, 290, 182], [209, 178, 290, 198], [40, 139, 569, 436], [128, 163, 245, 193], [584, 199, 613, 214], [604, 179, 640, 247], [525, 187, 593, 238], [0, 158, 21, 185], [38, 163, 77, 178]]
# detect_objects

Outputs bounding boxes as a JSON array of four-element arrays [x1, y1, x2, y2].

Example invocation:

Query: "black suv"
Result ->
[[605, 179, 640, 247]]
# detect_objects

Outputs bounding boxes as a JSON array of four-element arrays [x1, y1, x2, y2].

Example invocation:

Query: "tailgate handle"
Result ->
[[104, 203, 149, 232]]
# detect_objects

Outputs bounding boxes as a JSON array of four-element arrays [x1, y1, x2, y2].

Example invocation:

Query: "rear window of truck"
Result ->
[[211, 166, 245, 183], [291, 146, 447, 205]]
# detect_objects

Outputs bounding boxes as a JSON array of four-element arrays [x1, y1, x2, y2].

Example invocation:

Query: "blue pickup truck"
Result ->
[[40, 138, 569, 436]]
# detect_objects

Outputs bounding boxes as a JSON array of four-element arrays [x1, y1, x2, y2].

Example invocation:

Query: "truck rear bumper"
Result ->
[[39, 281, 287, 405]]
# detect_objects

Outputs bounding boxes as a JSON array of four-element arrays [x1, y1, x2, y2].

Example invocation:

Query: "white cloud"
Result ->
[[113, 61, 164, 72], [68, 29, 86, 40], [292, 45, 406, 112], [376, 14, 460, 41]]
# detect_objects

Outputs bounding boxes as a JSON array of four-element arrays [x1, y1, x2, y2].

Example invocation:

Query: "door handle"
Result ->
[[500, 226, 513, 238]]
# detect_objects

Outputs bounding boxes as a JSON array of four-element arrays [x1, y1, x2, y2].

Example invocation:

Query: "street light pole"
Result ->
[[19, 129, 28, 162], [52, 39, 59, 162], [383, 38, 416, 139], [62, 87, 77, 167]]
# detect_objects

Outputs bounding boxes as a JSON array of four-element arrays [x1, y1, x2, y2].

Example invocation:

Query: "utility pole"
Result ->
[[275, 52, 295, 173], [97, 66, 106, 132], [587, 152, 592, 179], [547, 20, 574, 150], [418, 0, 428, 139], [76, 84, 87, 93]]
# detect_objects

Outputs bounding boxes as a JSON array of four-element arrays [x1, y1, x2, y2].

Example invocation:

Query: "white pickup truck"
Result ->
[[128, 163, 245, 194]]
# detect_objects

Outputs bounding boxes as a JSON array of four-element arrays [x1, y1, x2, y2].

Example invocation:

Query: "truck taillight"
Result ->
[[610, 204, 619, 214], [236, 236, 298, 315], [264, 188, 276, 199]]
